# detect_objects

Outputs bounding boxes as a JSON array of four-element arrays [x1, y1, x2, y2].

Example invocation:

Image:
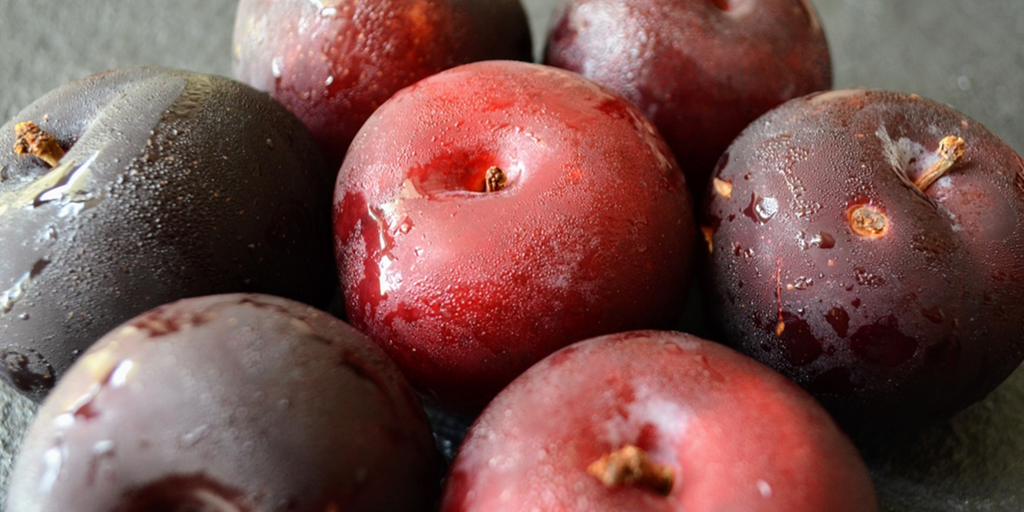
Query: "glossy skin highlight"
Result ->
[[5, 294, 441, 512], [701, 89, 1024, 432], [333, 61, 696, 414], [0, 68, 337, 402], [440, 331, 879, 512], [233, 0, 533, 165], [545, 0, 832, 196]]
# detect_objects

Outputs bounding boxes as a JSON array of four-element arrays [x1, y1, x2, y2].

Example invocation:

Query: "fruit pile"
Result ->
[[1, 0, 1022, 510]]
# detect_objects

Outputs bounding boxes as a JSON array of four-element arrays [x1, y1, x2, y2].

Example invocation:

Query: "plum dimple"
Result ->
[[702, 88, 1024, 431]]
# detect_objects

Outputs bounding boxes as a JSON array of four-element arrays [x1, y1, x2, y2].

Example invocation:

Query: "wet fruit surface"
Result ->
[[0, 68, 338, 403], [441, 331, 878, 512], [232, 0, 533, 166], [701, 88, 1024, 431], [545, 0, 832, 196], [334, 61, 696, 413], [5, 294, 441, 512]]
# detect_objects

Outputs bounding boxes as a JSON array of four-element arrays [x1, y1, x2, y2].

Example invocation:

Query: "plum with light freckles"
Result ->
[[545, 0, 832, 196], [701, 88, 1024, 432], [440, 330, 878, 512], [4, 294, 441, 512], [232, 0, 533, 166]]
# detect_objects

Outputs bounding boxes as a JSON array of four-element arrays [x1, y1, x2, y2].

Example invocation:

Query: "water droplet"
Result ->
[[743, 192, 778, 224], [776, 312, 822, 366], [271, 56, 284, 78], [850, 316, 918, 367], [791, 276, 813, 290], [92, 439, 116, 455], [809, 232, 835, 249], [824, 307, 850, 337], [38, 443, 65, 494], [957, 75, 971, 91], [108, 360, 134, 388], [180, 425, 209, 448], [921, 306, 945, 324], [853, 267, 885, 287]]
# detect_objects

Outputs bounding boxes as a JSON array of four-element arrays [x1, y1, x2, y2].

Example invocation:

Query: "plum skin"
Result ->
[[333, 61, 696, 414], [545, 0, 832, 196], [0, 67, 337, 403], [701, 88, 1024, 432], [4, 293, 441, 512], [232, 0, 533, 166], [440, 330, 878, 512]]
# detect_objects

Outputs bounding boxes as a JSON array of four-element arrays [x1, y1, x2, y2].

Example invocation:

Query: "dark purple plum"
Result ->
[[5, 293, 441, 512], [545, 0, 832, 196], [701, 88, 1024, 432], [0, 67, 337, 402]]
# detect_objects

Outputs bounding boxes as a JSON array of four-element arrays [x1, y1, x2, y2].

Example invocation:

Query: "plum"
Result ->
[[0, 67, 337, 402], [232, 0, 533, 166], [333, 61, 696, 414], [440, 330, 878, 512], [545, 0, 832, 196], [4, 293, 441, 512], [701, 88, 1024, 431]]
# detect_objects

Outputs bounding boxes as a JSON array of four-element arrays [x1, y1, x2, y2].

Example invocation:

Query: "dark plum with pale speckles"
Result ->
[[5, 294, 441, 512], [701, 88, 1024, 432]]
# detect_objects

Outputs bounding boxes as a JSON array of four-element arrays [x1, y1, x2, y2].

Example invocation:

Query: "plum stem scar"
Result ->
[[913, 135, 966, 192], [484, 166, 507, 192], [13, 121, 65, 168], [588, 445, 674, 496]]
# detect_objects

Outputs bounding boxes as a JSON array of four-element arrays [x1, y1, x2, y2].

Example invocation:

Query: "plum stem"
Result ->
[[913, 136, 966, 192], [13, 121, 64, 168], [484, 166, 507, 192], [587, 445, 674, 496]]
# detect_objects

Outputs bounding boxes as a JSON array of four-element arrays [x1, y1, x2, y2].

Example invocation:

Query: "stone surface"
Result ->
[[1, 0, 1023, 510]]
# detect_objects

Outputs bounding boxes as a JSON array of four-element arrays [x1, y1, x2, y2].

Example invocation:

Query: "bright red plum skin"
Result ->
[[333, 61, 696, 414], [701, 89, 1024, 432], [440, 331, 879, 512], [233, 0, 533, 165], [545, 0, 832, 196], [5, 294, 441, 512]]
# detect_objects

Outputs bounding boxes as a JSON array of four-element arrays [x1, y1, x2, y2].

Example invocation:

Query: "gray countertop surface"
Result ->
[[1, 0, 1023, 510]]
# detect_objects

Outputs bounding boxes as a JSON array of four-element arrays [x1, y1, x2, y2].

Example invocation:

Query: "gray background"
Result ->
[[0, 0, 1022, 510]]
